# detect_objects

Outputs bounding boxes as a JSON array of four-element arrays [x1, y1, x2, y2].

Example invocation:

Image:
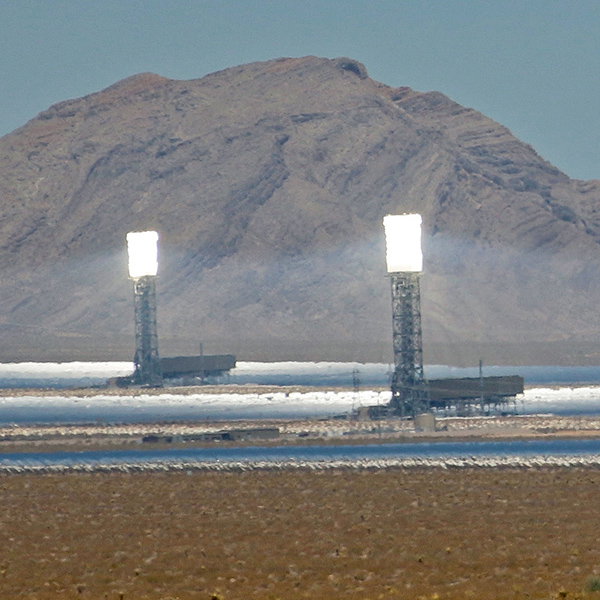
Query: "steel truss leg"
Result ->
[[389, 272, 428, 416], [132, 276, 163, 387]]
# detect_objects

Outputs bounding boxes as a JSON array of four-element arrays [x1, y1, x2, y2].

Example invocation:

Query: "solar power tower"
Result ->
[[383, 214, 429, 416], [126, 231, 163, 387]]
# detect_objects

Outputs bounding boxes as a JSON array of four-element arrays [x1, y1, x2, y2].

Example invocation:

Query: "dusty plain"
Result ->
[[3, 386, 600, 599], [2, 466, 600, 599]]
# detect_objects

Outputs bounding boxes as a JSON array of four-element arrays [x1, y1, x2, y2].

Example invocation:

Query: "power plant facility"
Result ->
[[383, 214, 429, 416], [121, 219, 522, 416], [379, 214, 523, 418], [127, 231, 163, 387], [124, 230, 237, 388]]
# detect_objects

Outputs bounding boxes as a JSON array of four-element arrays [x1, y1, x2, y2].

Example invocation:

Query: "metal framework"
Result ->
[[389, 272, 428, 416], [132, 275, 163, 387]]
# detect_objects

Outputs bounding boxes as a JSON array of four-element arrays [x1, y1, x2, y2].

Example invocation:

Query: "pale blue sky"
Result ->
[[1, 0, 598, 180]]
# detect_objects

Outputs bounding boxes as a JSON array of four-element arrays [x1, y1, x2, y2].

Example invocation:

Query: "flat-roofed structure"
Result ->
[[159, 354, 236, 379], [429, 375, 524, 414]]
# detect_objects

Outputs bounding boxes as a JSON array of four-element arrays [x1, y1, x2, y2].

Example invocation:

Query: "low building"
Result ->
[[159, 354, 236, 378]]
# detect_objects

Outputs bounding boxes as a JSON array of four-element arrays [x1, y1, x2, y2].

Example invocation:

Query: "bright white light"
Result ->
[[383, 214, 423, 273], [127, 231, 159, 278]]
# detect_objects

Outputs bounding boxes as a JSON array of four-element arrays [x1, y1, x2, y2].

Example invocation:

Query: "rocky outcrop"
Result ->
[[1, 56, 600, 365]]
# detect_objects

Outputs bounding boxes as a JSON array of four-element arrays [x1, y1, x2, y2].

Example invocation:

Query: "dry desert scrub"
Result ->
[[1, 467, 600, 598]]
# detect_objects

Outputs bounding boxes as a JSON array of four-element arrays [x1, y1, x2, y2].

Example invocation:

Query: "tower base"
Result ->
[[132, 276, 163, 387]]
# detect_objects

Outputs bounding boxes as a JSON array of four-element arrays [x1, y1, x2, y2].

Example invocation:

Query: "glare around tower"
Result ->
[[383, 214, 423, 273], [127, 231, 159, 278]]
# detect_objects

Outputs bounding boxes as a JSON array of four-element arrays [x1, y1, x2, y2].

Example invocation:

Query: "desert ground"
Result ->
[[2, 466, 600, 599], [3, 387, 600, 599], [1, 411, 600, 454]]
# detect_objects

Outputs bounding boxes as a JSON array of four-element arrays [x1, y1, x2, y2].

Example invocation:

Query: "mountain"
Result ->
[[1, 56, 600, 366]]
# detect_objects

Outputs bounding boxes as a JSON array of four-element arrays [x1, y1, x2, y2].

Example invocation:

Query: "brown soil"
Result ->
[[2, 467, 600, 599]]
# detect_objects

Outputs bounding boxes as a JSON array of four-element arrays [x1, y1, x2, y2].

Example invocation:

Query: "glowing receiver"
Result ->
[[126, 231, 159, 278], [383, 214, 423, 273]]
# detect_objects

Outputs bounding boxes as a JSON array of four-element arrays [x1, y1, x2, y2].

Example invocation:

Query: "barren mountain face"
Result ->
[[1, 56, 600, 365]]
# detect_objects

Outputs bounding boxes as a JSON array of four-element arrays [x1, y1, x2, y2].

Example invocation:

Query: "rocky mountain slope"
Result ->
[[1, 56, 600, 365]]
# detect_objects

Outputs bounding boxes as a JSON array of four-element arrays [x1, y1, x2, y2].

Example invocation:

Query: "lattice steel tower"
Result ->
[[389, 272, 428, 415], [127, 231, 163, 387], [383, 215, 429, 416]]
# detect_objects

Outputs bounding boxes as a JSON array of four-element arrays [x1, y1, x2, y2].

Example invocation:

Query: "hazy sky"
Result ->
[[1, 0, 598, 180]]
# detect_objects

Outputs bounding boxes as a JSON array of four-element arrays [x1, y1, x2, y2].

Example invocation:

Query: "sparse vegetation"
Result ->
[[1, 467, 600, 598]]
